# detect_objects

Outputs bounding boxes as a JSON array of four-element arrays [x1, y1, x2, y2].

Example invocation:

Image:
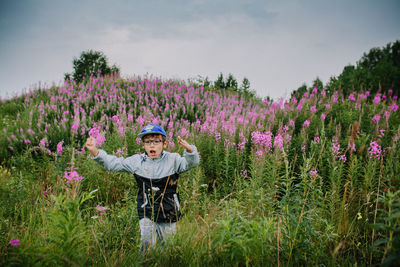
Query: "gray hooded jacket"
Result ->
[[93, 146, 199, 222]]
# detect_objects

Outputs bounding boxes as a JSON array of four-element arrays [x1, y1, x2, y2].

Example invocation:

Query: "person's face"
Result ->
[[142, 134, 168, 159]]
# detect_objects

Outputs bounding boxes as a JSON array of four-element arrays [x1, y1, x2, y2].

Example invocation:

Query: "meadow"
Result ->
[[0, 73, 399, 266]]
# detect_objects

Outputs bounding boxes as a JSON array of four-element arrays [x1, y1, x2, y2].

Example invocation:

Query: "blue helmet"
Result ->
[[138, 124, 167, 138]]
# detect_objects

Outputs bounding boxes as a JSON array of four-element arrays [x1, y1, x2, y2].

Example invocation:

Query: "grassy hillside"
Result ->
[[1, 74, 399, 266]]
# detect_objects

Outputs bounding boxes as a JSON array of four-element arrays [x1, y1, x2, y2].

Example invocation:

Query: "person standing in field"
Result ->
[[85, 124, 200, 251]]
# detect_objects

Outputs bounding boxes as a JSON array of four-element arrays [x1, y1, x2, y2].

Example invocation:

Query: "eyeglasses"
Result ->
[[143, 140, 163, 146]]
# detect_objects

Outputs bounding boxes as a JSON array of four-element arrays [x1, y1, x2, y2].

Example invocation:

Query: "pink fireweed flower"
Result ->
[[167, 121, 174, 130], [235, 142, 244, 151], [388, 89, 393, 95], [373, 95, 380, 104], [136, 115, 145, 127], [388, 103, 399, 112], [310, 169, 317, 177], [255, 150, 264, 158], [303, 120, 310, 128], [274, 134, 284, 152], [224, 139, 233, 149], [178, 128, 189, 140], [361, 93, 367, 100], [332, 137, 340, 157], [348, 142, 356, 152], [71, 122, 79, 135], [169, 140, 175, 150], [251, 131, 273, 153], [128, 113, 133, 122], [241, 168, 248, 179], [9, 146, 13, 151], [368, 141, 382, 159], [215, 132, 221, 142], [296, 104, 303, 112], [115, 148, 127, 157], [321, 113, 326, 121], [348, 93, 356, 102], [39, 139, 46, 148], [285, 134, 292, 148], [289, 120, 295, 127], [283, 125, 289, 132], [310, 105, 317, 113], [76, 147, 85, 155], [378, 129, 385, 138], [89, 126, 106, 146], [312, 87, 318, 94], [64, 170, 84, 184], [372, 115, 380, 124], [339, 154, 347, 163], [136, 137, 141, 145], [321, 90, 326, 97], [313, 136, 320, 144], [96, 205, 106, 213], [9, 239, 20, 247], [57, 141, 63, 155]]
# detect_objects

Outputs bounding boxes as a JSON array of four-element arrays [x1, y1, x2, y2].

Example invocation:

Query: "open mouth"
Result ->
[[149, 150, 157, 157]]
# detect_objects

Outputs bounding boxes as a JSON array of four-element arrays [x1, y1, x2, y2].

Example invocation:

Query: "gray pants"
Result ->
[[139, 218, 176, 250]]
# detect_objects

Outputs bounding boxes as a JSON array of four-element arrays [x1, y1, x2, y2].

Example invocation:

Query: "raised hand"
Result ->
[[177, 136, 193, 153], [85, 137, 99, 156]]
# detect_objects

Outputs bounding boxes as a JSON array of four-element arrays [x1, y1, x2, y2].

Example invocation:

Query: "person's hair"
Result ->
[[142, 133, 166, 142]]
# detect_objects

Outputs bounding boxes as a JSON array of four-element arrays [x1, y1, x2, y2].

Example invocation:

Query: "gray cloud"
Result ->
[[1, 0, 399, 99]]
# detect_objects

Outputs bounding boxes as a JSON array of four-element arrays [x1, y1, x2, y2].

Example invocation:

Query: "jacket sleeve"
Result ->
[[93, 149, 139, 173], [174, 145, 200, 174]]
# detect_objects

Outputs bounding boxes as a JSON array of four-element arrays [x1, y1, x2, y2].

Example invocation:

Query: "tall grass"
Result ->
[[0, 75, 399, 265]]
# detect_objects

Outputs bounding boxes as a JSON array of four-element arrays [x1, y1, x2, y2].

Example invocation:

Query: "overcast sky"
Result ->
[[1, 0, 399, 100]]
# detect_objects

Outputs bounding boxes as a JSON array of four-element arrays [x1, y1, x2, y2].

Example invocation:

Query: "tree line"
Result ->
[[292, 40, 400, 99], [66, 40, 399, 100]]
